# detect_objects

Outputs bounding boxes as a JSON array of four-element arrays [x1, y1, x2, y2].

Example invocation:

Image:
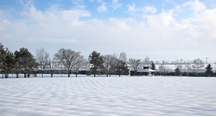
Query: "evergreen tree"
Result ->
[[115, 59, 129, 77], [151, 62, 155, 76], [0, 44, 16, 78], [205, 64, 213, 77], [14, 48, 39, 78], [151, 62, 155, 70], [0, 43, 6, 71], [88, 51, 104, 77], [175, 67, 180, 76]]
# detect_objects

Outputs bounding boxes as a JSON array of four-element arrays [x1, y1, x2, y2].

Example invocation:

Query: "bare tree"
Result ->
[[36, 47, 49, 78], [54, 48, 80, 77], [129, 58, 142, 75], [119, 52, 127, 63], [103, 54, 113, 77], [144, 56, 150, 65], [73, 55, 87, 77], [47, 58, 58, 77], [159, 61, 167, 76], [192, 58, 204, 76], [102, 54, 119, 77], [109, 54, 118, 77], [185, 62, 192, 75], [174, 58, 184, 75]]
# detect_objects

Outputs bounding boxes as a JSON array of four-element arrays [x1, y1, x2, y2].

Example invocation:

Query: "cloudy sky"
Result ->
[[0, 0, 216, 62]]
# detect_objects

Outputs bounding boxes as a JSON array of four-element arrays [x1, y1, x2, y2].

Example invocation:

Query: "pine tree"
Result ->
[[175, 67, 180, 76], [151, 62, 155, 70], [0, 44, 16, 78], [14, 48, 39, 78], [151, 62, 155, 76], [205, 64, 213, 77], [88, 51, 104, 77], [115, 59, 129, 77]]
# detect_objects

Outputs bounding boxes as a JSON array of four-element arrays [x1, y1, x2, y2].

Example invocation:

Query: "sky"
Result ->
[[0, 0, 216, 62]]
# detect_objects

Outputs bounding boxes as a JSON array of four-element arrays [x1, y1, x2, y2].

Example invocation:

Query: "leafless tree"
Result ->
[[159, 61, 167, 76], [46, 58, 58, 77], [144, 56, 150, 65], [185, 62, 192, 74], [119, 52, 127, 63], [129, 58, 142, 75], [36, 47, 49, 78], [174, 58, 184, 75], [103, 54, 113, 77], [73, 55, 87, 77], [54, 48, 80, 77], [103, 54, 118, 77], [192, 58, 204, 76]]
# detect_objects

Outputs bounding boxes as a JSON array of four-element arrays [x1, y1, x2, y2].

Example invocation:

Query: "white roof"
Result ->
[[137, 69, 155, 72]]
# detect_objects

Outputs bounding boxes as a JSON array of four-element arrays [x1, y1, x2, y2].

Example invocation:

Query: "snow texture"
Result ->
[[0, 76, 216, 116]]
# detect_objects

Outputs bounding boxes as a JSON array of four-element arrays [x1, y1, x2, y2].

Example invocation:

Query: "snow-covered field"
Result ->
[[0, 76, 216, 116]]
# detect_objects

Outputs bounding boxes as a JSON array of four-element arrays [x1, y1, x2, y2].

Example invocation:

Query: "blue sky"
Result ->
[[0, 0, 216, 62]]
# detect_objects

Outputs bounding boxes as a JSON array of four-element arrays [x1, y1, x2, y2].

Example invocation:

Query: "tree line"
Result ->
[[0, 43, 215, 78], [0, 43, 129, 78]]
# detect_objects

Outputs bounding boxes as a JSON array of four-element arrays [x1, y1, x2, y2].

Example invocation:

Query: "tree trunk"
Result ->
[[94, 73, 96, 77], [68, 71, 70, 77], [76, 72, 78, 77], [16, 73, 19, 78], [5, 74, 8, 78], [24, 73, 26, 78], [51, 73, 53, 77], [27, 73, 30, 78]]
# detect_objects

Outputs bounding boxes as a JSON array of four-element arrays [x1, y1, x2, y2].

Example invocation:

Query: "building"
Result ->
[[137, 65, 155, 76]]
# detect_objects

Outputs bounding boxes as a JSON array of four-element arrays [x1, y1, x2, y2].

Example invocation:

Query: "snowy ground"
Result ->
[[0, 75, 216, 116]]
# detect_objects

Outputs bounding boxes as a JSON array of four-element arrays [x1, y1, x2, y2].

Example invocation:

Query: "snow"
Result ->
[[137, 69, 155, 72], [0, 76, 216, 116]]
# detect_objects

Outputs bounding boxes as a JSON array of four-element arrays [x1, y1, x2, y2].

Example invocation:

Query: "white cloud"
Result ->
[[127, 4, 157, 14], [128, 4, 136, 12], [112, 0, 122, 10], [144, 6, 157, 14], [19, 3, 91, 23], [0, 0, 215, 61], [72, 0, 85, 8], [29, 38, 81, 44], [61, 9, 91, 21], [21, 5, 47, 22], [109, 18, 130, 31], [97, 3, 108, 13], [145, 9, 176, 27], [175, 0, 206, 13]]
